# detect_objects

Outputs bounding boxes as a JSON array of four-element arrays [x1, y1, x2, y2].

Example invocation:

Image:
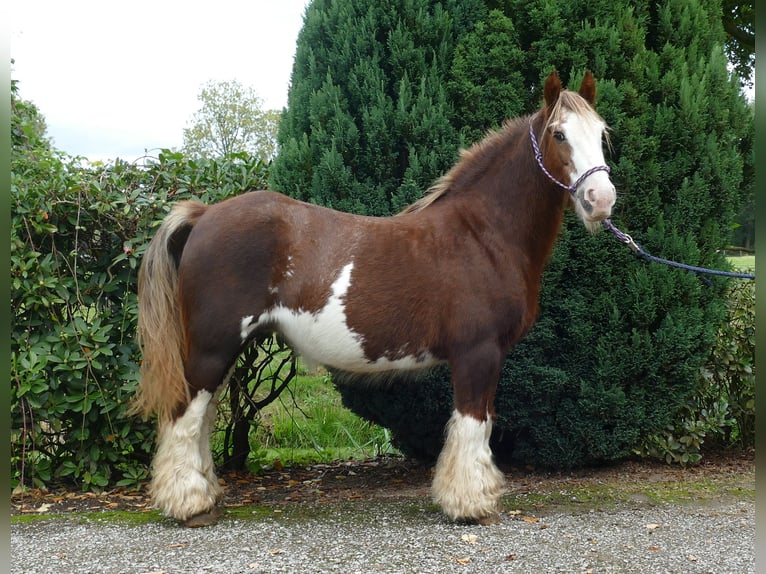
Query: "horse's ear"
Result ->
[[543, 70, 562, 108], [578, 70, 596, 104]]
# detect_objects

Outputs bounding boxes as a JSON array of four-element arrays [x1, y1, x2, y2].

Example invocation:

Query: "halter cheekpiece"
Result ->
[[529, 117, 611, 196]]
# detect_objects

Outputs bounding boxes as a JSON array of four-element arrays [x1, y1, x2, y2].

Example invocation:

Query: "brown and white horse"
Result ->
[[133, 71, 615, 526]]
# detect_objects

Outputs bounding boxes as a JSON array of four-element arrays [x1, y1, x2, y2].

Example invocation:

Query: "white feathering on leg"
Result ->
[[150, 390, 221, 521], [431, 410, 505, 522]]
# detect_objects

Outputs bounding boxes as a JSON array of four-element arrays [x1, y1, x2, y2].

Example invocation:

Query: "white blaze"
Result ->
[[559, 110, 615, 230]]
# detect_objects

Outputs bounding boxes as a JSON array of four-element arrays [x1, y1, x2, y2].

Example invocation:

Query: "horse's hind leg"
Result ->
[[150, 348, 235, 526], [431, 343, 506, 524]]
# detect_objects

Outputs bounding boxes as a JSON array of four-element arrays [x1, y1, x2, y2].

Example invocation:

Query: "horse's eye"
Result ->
[[553, 131, 566, 142]]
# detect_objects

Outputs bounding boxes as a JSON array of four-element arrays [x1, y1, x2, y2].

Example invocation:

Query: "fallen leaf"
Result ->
[[165, 542, 189, 549], [461, 534, 478, 545], [269, 549, 284, 556], [645, 523, 661, 530], [648, 546, 661, 552], [450, 557, 471, 565], [35, 503, 53, 513], [508, 509, 522, 516], [248, 563, 260, 569], [688, 554, 699, 562], [522, 516, 539, 524], [505, 553, 518, 561]]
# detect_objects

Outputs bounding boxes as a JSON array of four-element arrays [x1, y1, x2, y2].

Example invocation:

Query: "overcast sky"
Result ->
[[11, 0, 310, 162]]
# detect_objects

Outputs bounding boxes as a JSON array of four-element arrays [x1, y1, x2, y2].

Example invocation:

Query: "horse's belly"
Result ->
[[274, 307, 436, 373], [241, 264, 438, 374]]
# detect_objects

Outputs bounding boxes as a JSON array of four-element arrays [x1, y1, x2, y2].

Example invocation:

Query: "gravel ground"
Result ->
[[12, 496, 753, 574]]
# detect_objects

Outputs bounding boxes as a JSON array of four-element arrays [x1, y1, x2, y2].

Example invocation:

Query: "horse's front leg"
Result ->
[[431, 342, 506, 524]]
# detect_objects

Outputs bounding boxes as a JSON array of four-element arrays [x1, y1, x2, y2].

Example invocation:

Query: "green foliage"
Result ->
[[702, 279, 755, 446], [271, 0, 487, 215], [246, 368, 397, 469], [12, 147, 157, 491], [183, 79, 281, 160], [720, 0, 754, 86], [11, 83, 272, 491], [306, 0, 753, 468], [640, 278, 755, 464], [11, 75, 51, 152]]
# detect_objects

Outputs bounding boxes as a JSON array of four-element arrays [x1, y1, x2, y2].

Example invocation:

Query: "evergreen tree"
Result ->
[[275, 0, 752, 468], [271, 0, 486, 215]]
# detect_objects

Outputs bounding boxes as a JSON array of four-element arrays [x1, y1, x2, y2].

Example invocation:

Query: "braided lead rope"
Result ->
[[602, 219, 755, 280], [530, 117, 753, 280], [529, 118, 611, 195]]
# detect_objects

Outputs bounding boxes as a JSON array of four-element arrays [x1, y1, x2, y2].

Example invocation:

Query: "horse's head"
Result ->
[[535, 70, 616, 232]]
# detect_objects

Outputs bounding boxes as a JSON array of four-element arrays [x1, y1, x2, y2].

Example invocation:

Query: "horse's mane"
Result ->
[[398, 117, 527, 215], [399, 90, 605, 216]]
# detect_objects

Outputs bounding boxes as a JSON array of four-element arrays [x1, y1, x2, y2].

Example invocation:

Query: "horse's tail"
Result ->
[[131, 200, 209, 423]]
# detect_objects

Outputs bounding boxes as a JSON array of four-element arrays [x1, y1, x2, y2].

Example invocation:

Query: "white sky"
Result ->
[[11, 1, 753, 164], [11, 0, 310, 162]]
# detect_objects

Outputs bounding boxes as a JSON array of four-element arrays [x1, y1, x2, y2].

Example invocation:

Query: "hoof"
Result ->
[[183, 507, 220, 528], [454, 512, 501, 526], [475, 512, 501, 526]]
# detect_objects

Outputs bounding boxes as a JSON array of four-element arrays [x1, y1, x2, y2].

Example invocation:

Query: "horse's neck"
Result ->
[[457, 148, 569, 279]]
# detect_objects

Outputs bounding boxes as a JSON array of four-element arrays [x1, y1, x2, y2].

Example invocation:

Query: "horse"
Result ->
[[133, 70, 616, 527]]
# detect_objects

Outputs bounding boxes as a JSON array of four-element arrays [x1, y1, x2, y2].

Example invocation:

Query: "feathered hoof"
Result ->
[[183, 506, 221, 528]]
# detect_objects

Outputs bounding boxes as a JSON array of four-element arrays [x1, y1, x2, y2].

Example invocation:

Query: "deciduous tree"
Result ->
[[183, 79, 280, 160]]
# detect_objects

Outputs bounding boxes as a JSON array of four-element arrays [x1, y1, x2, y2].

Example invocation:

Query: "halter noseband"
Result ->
[[529, 117, 611, 196]]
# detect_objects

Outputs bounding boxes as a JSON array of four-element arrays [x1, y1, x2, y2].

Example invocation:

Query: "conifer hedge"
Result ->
[[272, 0, 753, 468]]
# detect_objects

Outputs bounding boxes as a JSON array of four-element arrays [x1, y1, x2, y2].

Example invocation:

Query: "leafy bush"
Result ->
[[11, 84, 272, 491], [640, 277, 755, 464], [12, 147, 159, 490]]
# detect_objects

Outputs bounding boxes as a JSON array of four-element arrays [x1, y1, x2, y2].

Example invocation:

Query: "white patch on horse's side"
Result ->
[[240, 315, 255, 343], [251, 262, 436, 373], [150, 390, 222, 521], [431, 410, 505, 521]]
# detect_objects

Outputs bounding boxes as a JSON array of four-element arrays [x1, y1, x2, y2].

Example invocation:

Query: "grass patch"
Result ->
[[727, 254, 755, 271], [501, 475, 754, 516], [214, 360, 400, 471], [11, 509, 164, 526]]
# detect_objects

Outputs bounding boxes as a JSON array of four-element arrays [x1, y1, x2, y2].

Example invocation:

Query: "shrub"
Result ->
[[12, 148, 159, 490], [287, 0, 753, 469], [11, 89, 272, 490], [639, 277, 755, 464]]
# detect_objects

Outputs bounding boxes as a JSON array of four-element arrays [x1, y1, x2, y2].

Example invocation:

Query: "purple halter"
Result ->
[[529, 117, 611, 196]]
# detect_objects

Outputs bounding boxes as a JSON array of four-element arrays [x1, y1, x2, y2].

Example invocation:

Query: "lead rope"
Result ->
[[530, 117, 754, 280], [602, 219, 755, 280]]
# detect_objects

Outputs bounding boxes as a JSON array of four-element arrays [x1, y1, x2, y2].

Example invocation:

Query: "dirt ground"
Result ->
[[11, 449, 754, 517]]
